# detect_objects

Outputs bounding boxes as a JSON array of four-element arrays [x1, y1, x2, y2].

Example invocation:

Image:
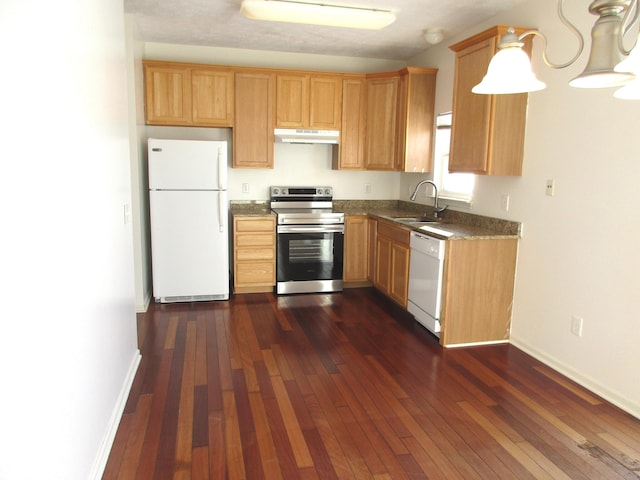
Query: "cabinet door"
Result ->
[[233, 71, 275, 169], [191, 68, 234, 126], [368, 218, 377, 283], [309, 75, 342, 129], [389, 241, 410, 307], [276, 74, 309, 127], [374, 234, 392, 294], [144, 64, 192, 125], [398, 68, 437, 173], [449, 38, 494, 173], [335, 76, 366, 170], [449, 26, 531, 176], [233, 216, 276, 293], [344, 216, 369, 282], [365, 76, 399, 171], [439, 238, 517, 346]]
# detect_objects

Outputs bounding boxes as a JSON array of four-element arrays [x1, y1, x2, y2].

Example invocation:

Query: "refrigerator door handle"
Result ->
[[218, 147, 227, 191], [218, 190, 226, 233]]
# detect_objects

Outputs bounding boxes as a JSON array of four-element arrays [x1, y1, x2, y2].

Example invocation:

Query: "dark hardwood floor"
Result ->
[[104, 288, 640, 479]]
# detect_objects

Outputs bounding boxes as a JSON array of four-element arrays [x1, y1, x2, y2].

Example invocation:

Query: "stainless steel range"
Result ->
[[270, 186, 345, 294]]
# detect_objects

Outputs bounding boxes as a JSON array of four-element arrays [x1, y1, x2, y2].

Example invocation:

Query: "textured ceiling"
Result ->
[[125, 0, 528, 60]]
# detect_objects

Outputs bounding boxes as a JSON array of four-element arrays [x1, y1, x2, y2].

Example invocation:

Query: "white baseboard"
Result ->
[[90, 349, 142, 479], [136, 290, 151, 313], [510, 336, 640, 420]]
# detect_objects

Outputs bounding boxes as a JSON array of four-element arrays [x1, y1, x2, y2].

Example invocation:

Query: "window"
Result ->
[[433, 112, 474, 204]]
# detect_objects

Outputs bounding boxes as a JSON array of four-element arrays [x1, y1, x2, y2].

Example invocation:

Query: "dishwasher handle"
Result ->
[[410, 231, 445, 260]]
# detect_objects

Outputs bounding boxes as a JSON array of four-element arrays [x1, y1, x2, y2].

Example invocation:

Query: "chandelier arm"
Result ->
[[518, 29, 583, 70], [552, 0, 585, 68], [516, 0, 584, 70], [619, 0, 640, 55]]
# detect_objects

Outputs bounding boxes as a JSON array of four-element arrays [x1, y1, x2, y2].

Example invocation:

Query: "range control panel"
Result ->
[[270, 186, 333, 199]]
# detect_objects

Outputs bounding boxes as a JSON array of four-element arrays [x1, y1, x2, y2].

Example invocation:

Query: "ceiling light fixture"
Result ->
[[240, 0, 396, 30], [423, 28, 444, 45], [473, 0, 640, 98]]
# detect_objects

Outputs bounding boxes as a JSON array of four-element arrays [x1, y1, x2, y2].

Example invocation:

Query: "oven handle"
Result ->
[[277, 225, 345, 234]]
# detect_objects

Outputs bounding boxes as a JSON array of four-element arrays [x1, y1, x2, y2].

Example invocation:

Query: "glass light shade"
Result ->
[[240, 0, 396, 30], [614, 79, 640, 99], [615, 33, 640, 74], [472, 46, 546, 94]]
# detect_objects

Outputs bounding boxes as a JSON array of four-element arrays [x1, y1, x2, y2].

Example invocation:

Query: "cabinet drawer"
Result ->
[[377, 220, 410, 244], [236, 233, 274, 248], [235, 217, 275, 232], [236, 262, 274, 284], [236, 248, 274, 261]]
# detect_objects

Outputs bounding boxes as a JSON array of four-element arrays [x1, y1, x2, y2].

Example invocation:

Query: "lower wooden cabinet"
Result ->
[[233, 216, 276, 293], [373, 219, 410, 307], [343, 215, 371, 285], [440, 238, 518, 346]]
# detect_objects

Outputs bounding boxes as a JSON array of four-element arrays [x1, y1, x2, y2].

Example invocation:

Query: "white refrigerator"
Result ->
[[148, 138, 229, 303]]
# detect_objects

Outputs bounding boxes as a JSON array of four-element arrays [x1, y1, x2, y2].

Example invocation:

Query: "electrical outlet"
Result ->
[[546, 179, 555, 196], [571, 315, 583, 337], [242, 183, 249, 193], [364, 183, 371, 193]]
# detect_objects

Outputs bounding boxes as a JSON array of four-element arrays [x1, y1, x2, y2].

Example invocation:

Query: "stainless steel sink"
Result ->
[[392, 217, 441, 226], [408, 221, 441, 227]]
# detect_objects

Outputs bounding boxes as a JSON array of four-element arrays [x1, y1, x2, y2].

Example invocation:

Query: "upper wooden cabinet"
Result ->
[[364, 68, 437, 172], [191, 68, 234, 126], [144, 63, 191, 125], [365, 73, 399, 171], [396, 67, 437, 173], [233, 70, 275, 169], [333, 75, 367, 170], [275, 73, 342, 129], [449, 26, 533, 176], [144, 61, 234, 127], [142, 61, 437, 171]]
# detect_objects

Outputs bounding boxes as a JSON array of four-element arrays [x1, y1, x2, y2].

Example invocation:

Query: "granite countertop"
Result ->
[[230, 201, 274, 216], [335, 200, 521, 240], [230, 199, 521, 240], [373, 214, 516, 240]]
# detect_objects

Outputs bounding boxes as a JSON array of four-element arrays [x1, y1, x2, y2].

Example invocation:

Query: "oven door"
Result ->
[[276, 224, 344, 294]]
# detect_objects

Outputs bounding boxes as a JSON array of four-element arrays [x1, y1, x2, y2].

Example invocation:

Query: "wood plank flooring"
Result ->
[[104, 288, 640, 479]]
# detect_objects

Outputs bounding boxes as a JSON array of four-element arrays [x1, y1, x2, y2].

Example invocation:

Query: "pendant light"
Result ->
[[472, 28, 546, 94], [473, 0, 640, 97]]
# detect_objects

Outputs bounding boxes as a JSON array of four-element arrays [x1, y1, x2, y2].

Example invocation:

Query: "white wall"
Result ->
[[0, 1, 140, 478], [127, 15, 153, 312], [231, 144, 401, 200], [407, 0, 640, 417]]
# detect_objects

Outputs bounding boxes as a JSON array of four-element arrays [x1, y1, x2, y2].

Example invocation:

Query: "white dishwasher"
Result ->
[[407, 231, 446, 337]]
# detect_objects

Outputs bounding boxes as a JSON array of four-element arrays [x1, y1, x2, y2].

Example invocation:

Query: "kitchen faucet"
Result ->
[[410, 180, 448, 218]]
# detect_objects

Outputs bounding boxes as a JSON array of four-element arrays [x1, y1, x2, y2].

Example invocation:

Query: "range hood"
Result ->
[[274, 128, 339, 144]]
